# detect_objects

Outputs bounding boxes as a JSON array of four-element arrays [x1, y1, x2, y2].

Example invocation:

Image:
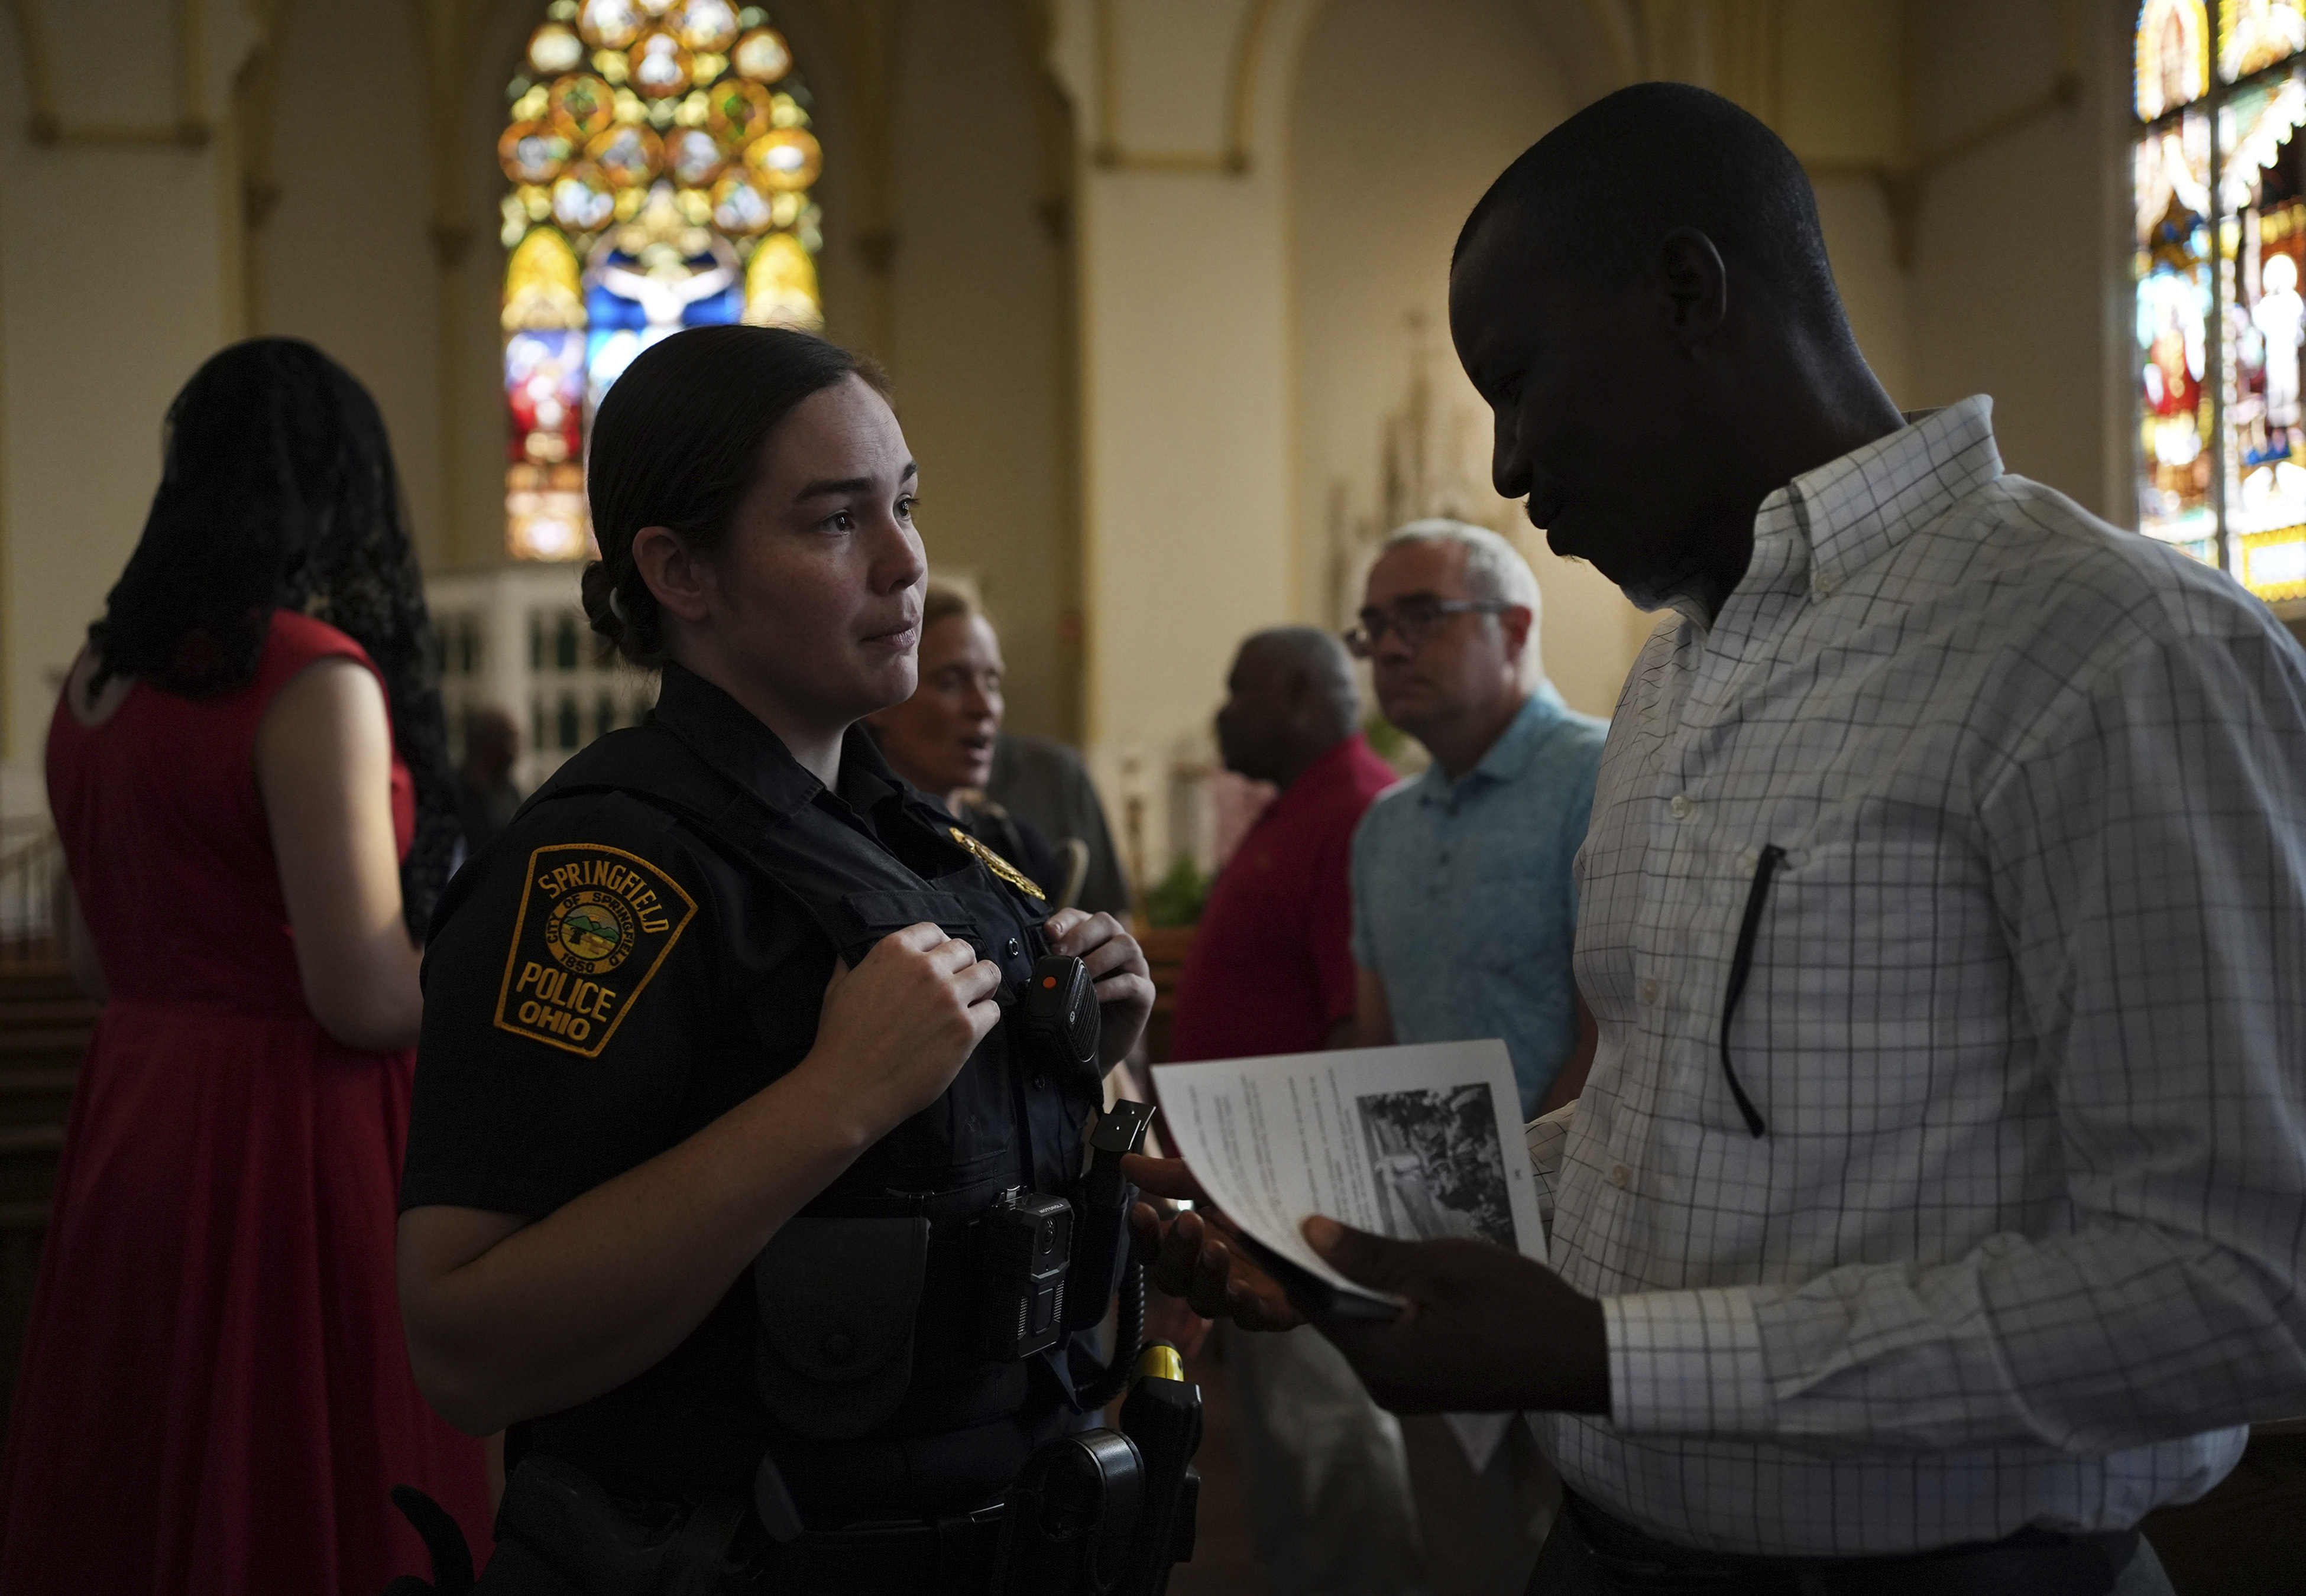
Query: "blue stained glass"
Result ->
[[504, 2, 822, 561], [581, 242, 744, 412]]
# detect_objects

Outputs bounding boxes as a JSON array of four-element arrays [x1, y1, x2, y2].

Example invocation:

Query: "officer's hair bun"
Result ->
[[580, 557, 664, 667], [581, 326, 890, 672]]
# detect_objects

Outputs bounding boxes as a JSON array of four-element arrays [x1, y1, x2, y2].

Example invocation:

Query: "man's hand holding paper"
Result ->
[[1128, 1156, 1608, 1415], [1127, 1040, 1609, 1416]]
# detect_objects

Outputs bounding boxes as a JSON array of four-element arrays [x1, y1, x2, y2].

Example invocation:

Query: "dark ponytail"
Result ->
[[582, 326, 887, 666]]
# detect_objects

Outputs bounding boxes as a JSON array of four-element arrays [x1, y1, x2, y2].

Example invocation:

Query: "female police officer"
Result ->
[[396, 326, 1151, 1594]]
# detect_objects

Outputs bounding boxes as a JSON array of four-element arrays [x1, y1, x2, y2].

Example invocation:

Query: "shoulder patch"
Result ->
[[949, 825, 1045, 900], [494, 842, 699, 1057]]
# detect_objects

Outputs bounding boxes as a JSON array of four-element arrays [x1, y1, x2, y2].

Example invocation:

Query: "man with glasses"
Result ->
[[1347, 519, 1605, 1123], [1343, 516, 1608, 1595]]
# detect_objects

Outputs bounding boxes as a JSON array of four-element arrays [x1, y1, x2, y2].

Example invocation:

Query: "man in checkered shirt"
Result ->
[[1131, 83, 2306, 1595]]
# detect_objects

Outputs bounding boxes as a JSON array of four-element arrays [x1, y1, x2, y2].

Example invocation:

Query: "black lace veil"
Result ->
[[88, 338, 458, 936]]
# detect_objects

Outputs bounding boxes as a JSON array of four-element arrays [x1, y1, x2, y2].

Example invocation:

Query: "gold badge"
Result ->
[[949, 826, 1046, 900], [494, 844, 698, 1058]]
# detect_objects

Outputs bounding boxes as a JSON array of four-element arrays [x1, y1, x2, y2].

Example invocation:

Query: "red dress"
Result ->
[[0, 611, 490, 1594]]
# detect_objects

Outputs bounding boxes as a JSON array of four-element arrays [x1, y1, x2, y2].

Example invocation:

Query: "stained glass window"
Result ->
[[2136, 2, 2306, 600], [500, 0, 825, 562], [2223, 0, 2306, 81], [2140, 0, 2211, 118]]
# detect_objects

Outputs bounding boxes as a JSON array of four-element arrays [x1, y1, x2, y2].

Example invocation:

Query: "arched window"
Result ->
[[500, 1, 825, 561], [2135, 1, 2306, 601]]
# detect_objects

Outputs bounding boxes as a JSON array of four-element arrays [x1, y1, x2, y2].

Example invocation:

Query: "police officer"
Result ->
[[396, 326, 1153, 1594]]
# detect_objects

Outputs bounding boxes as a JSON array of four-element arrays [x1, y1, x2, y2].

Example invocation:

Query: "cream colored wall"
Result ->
[[1290, 0, 1647, 722], [882, 0, 1077, 740], [1050, 0, 1321, 871], [1773, 0, 2125, 516], [0, 0, 2147, 857], [0, 0, 255, 774], [258, 0, 446, 562], [1906, 0, 2126, 518], [1773, 3, 1916, 406]]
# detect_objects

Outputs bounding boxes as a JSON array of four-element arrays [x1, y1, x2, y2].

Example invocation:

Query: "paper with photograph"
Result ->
[[1151, 1039, 1545, 1308]]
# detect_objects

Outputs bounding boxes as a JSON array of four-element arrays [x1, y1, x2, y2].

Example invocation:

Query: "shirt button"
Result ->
[[1668, 794, 1692, 819], [1812, 570, 1839, 595], [1609, 1163, 1631, 1188], [1639, 978, 1659, 1004], [1005, 937, 1022, 959]]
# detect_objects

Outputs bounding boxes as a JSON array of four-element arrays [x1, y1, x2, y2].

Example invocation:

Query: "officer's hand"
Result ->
[[1041, 909, 1153, 1068], [1124, 1154, 1304, 1332], [805, 922, 1000, 1133], [1300, 1216, 1609, 1415]]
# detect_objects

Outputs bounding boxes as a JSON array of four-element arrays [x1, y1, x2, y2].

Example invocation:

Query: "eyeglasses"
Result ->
[[1343, 597, 1514, 658]]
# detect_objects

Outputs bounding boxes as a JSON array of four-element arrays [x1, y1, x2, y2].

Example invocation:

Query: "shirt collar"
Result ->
[[1414, 683, 1567, 800], [1620, 397, 2003, 617], [650, 663, 901, 821], [1261, 731, 1375, 822], [1754, 395, 2003, 599]]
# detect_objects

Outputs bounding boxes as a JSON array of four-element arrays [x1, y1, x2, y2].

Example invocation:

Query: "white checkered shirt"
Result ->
[[1536, 395, 2306, 1556]]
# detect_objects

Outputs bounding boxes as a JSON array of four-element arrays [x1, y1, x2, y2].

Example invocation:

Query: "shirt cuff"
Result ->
[[1604, 1287, 1776, 1436]]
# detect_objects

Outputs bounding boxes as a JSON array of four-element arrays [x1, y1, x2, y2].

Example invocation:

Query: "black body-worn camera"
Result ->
[[979, 1188, 1074, 1361], [975, 1095, 1158, 1365]]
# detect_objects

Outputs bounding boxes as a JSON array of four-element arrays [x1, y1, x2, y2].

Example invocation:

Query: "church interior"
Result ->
[[3, 0, 2305, 1590], [8, 0, 2253, 862]]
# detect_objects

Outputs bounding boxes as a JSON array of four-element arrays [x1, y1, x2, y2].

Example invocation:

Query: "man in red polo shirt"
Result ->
[[1169, 627, 1413, 1595], [1171, 628, 1398, 1062]]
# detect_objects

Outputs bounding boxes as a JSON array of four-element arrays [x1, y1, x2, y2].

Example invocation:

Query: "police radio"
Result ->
[[1017, 952, 1102, 1089]]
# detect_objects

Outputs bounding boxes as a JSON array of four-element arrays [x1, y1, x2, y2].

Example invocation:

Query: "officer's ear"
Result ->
[[633, 524, 717, 628]]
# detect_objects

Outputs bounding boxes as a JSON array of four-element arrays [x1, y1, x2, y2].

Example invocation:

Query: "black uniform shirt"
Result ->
[[403, 664, 1066, 1504]]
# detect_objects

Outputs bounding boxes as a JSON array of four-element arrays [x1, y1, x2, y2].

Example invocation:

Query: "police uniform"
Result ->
[[402, 663, 1116, 1588]]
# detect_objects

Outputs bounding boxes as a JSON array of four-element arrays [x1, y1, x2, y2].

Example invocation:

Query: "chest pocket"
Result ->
[[831, 889, 980, 966], [1669, 834, 2004, 1138], [753, 1215, 929, 1440], [831, 886, 1020, 1190]]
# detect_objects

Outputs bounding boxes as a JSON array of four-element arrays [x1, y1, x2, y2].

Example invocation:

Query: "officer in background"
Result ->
[[987, 735, 1132, 917], [866, 582, 1065, 901], [396, 325, 1152, 1594]]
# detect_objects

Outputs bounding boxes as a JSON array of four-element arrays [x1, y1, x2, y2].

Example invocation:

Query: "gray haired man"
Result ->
[[1346, 518, 1608, 1594]]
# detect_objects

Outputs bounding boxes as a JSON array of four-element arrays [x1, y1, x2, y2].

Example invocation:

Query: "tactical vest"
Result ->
[[530, 716, 1113, 1498]]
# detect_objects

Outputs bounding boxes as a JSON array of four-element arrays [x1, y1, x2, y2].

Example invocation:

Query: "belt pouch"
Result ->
[[753, 1216, 931, 1441]]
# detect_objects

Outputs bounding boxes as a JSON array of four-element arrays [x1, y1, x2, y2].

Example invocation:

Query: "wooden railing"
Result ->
[[0, 820, 65, 968]]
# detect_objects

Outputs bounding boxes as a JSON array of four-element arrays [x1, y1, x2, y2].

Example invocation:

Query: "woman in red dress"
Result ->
[[0, 340, 492, 1592]]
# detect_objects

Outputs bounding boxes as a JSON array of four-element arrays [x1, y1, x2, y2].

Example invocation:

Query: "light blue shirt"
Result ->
[[1350, 683, 1608, 1117]]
